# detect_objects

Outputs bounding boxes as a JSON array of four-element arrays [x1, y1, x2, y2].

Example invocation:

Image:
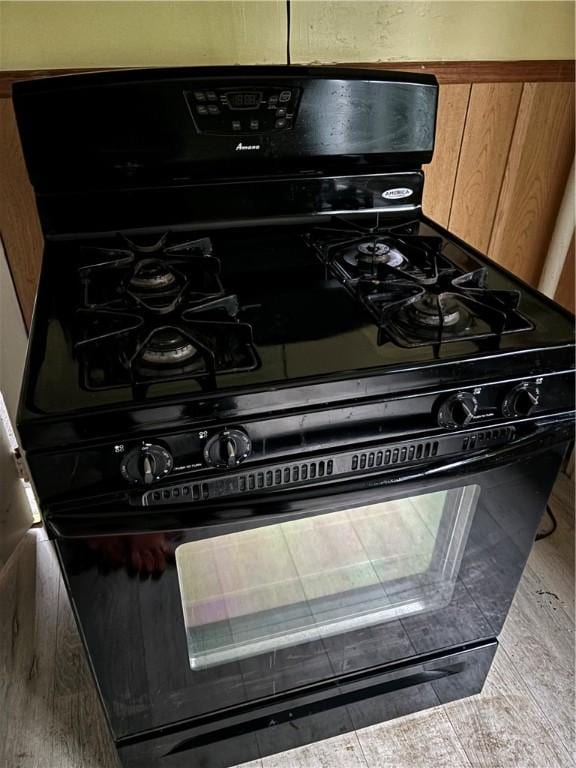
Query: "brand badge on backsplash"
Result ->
[[235, 142, 261, 151], [382, 187, 413, 200]]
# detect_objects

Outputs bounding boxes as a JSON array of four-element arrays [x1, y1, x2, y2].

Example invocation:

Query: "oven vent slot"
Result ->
[[238, 459, 335, 493], [462, 427, 515, 451], [351, 440, 439, 472], [149, 482, 207, 503]]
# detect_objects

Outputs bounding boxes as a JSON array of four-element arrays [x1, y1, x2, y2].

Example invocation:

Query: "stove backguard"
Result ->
[[14, 67, 437, 193], [33, 172, 425, 237], [13, 67, 436, 235]]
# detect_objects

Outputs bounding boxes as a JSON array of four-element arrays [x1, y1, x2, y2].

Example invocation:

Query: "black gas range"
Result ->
[[13, 67, 575, 768]]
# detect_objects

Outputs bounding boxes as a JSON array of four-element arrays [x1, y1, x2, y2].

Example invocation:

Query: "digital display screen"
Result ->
[[227, 92, 261, 110]]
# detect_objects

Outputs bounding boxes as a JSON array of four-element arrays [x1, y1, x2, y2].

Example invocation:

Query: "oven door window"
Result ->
[[176, 485, 479, 669]]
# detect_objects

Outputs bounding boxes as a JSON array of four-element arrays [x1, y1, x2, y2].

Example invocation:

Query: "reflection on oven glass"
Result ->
[[176, 486, 479, 669], [87, 533, 178, 576]]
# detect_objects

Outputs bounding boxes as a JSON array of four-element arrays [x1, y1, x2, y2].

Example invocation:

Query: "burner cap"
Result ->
[[130, 259, 177, 291], [406, 294, 461, 328], [141, 328, 199, 365], [346, 240, 406, 269]]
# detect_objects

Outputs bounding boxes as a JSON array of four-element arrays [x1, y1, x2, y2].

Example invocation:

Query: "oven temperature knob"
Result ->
[[502, 383, 540, 419], [120, 445, 173, 485], [204, 429, 252, 468], [438, 392, 478, 430]]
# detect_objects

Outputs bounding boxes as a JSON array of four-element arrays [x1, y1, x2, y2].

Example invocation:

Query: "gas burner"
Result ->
[[75, 309, 260, 390], [363, 273, 531, 347], [350, 240, 406, 269], [140, 328, 200, 366], [74, 234, 260, 391], [79, 236, 223, 315], [317, 233, 441, 286], [406, 294, 463, 328], [308, 225, 534, 348], [129, 260, 178, 291]]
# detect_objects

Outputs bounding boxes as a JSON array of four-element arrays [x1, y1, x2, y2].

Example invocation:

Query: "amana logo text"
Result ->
[[235, 142, 261, 151]]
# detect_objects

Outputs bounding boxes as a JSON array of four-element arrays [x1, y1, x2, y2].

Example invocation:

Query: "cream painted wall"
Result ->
[[0, 1, 573, 71], [291, 1, 575, 63], [0, 1, 287, 70]]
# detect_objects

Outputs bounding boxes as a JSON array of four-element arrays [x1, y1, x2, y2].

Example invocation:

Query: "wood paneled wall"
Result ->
[[0, 62, 574, 328], [0, 98, 43, 329], [423, 81, 575, 297], [555, 234, 576, 314]]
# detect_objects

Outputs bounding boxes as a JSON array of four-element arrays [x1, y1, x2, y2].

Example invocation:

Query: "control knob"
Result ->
[[204, 428, 252, 468], [437, 392, 478, 430], [502, 383, 540, 419], [120, 444, 173, 485]]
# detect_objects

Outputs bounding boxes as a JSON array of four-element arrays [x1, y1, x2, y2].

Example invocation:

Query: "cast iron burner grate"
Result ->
[[307, 217, 533, 348], [74, 235, 259, 391], [78, 235, 227, 315]]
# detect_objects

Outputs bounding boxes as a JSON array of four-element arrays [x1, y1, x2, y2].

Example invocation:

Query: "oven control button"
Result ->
[[204, 428, 252, 468], [438, 392, 478, 430], [502, 383, 540, 419], [120, 445, 173, 485]]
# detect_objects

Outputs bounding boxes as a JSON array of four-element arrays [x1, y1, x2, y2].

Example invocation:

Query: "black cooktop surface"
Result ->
[[23, 217, 574, 416]]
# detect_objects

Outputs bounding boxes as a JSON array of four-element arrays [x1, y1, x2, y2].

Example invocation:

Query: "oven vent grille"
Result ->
[[462, 427, 514, 451], [351, 440, 439, 472], [143, 428, 515, 507], [147, 460, 338, 504], [237, 460, 335, 493]]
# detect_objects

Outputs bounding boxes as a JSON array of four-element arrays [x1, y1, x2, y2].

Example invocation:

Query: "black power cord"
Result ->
[[535, 505, 557, 541], [286, 0, 291, 65]]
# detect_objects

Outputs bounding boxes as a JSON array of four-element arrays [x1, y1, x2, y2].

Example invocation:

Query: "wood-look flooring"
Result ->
[[0, 473, 573, 768]]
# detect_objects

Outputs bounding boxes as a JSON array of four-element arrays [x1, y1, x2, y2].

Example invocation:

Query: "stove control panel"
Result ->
[[120, 443, 173, 485], [435, 378, 549, 430], [203, 428, 252, 469], [115, 427, 252, 487], [501, 383, 540, 419], [437, 392, 479, 430], [27, 370, 573, 503], [185, 86, 301, 135]]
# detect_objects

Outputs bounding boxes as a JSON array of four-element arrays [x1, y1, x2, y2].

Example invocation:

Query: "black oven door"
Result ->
[[51, 424, 569, 762]]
